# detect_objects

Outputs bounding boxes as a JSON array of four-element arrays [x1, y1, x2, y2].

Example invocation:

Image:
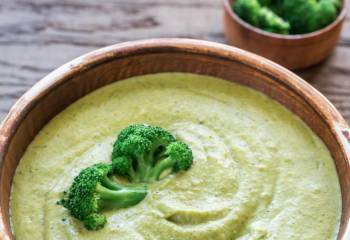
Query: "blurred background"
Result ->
[[0, 0, 349, 122]]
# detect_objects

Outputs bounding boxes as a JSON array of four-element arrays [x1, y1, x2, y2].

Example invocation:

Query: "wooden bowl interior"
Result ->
[[1, 42, 349, 239]]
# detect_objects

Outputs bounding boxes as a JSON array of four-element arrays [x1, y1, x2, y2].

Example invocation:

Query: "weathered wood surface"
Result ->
[[0, 0, 349, 122]]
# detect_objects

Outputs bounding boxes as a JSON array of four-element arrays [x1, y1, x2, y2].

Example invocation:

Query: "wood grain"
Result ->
[[0, 0, 349, 123]]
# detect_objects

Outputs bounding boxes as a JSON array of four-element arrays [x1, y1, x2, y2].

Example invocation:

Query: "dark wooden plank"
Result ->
[[0, 0, 349, 123]]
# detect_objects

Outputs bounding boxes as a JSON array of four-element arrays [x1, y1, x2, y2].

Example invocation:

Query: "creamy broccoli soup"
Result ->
[[11, 73, 341, 240]]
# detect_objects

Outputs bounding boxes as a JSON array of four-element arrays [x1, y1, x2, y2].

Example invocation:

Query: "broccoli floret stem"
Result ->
[[119, 160, 137, 182], [101, 176, 124, 190], [135, 155, 148, 181], [133, 141, 167, 182], [128, 166, 136, 180], [96, 183, 147, 208], [146, 157, 175, 182], [146, 140, 167, 164], [102, 175, 147, 191], [138, 141, 169, 182]]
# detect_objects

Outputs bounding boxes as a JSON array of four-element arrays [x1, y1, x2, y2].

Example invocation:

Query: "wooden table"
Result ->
[[1, 0, 349, 122]]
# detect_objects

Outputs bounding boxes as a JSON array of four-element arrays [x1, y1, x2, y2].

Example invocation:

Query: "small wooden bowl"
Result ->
[[1, 39, 350, 239], [223, 0, 348, 70]]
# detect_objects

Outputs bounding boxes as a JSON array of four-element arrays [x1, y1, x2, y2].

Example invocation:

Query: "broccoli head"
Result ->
[[234, 0, 290, 34], [112, 124, 193, 183], [233, 0, 340, 34], [60, 163, 147, 230], [281, 0, 338, 34]]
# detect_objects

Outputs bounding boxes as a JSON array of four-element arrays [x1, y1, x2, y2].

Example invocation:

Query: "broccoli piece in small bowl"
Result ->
[[233, 0, 341, 35], [282, 0, 340, 34], [233, 0, 290, 34]]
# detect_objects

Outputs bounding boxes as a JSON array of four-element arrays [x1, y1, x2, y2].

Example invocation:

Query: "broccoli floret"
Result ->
[[281, 0, 339, 34], [280, 0, 313, 34], [112, 124, 193, 183], [258, 0, 283, 15], [60, 163, 147, 230], [234, 0, 261, 26], [257, 7, 290, 34], [233, 0, 340, 34], [145, 141, 193, 181], [234, 0, 290, 34], [308, 0, 339, 32]]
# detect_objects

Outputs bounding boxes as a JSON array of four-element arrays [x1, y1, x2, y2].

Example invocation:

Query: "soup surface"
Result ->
[[11, 73, 341, 240]]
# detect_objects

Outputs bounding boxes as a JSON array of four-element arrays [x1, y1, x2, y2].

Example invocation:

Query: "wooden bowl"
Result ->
[[223, 0, 348, 70], [1, 39, 350, 239]]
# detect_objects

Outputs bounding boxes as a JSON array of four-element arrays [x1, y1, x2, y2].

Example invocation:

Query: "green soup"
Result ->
[[11, 73, 341, 239]]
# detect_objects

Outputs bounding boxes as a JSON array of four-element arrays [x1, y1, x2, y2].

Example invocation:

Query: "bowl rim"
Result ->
[[0, 38, 350, 239], [223, 0, 348, 40]]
